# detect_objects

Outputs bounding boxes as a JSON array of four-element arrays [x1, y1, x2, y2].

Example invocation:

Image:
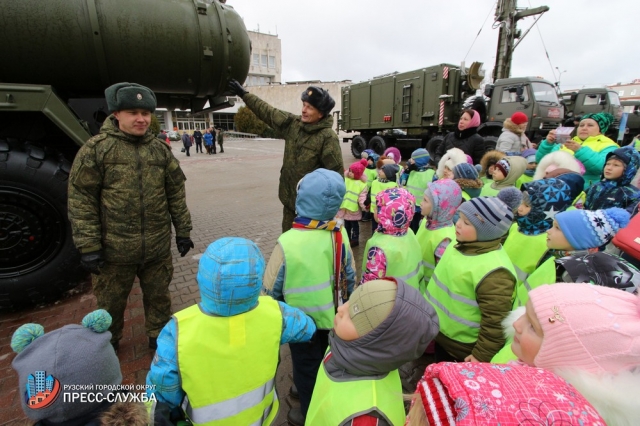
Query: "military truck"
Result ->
[[338, 65, 563, 158], [621, 100, 640, 145], [0, 0, 250, 308], [560, 88, 624, 137], [338, 0, 560, 158]]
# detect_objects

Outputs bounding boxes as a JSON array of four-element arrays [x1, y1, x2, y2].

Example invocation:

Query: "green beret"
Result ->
[[105, 82, 157, 113]]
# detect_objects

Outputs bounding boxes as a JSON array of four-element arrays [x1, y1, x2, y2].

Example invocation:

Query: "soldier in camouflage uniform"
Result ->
[[228, 80, 344, 232], [68, 82, 194, 351]]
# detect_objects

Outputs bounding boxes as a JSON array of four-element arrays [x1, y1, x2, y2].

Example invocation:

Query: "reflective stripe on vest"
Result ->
[[280, 228, 347, 329], [405, 170, 434, 204], [370, 180, 397, 212], [516, 257, 556, 307], [364, 168, 377, 189], [174, 297, 281, 425], [340, 178, 367, 212], [362, 231, 424, 292], [305, 352, 406, 426], [425, 244, 516, 343], [504, 226, 549, 307], [479, 181, 500, 197], [415, 220, 456, 285]]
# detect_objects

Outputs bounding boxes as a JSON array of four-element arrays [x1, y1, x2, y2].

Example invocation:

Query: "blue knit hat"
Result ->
[[555, 208, 630, 250], [197, 237, 265, 316], [517, 178, 574, 235], [411, 148, 430, 168], [453, 163, 479, 180]]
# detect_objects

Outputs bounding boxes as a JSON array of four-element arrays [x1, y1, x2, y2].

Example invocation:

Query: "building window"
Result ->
[[632, 89, 637, 96], [261, 54, 268, 67], [253, 53, 259, 65], [619, 90, 625, 96], [268, 55, 276, 69]]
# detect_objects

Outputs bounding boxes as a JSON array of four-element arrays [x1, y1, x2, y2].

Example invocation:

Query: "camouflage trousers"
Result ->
[[92, 256, 173, 343]]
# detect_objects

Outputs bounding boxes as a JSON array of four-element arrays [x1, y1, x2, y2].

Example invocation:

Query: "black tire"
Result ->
[[368, 135, 386, 155], [484, 135, 499, 152], [0, 140, 85, 309], [426, 135, 445, 159], [351, 135, 367, 158]]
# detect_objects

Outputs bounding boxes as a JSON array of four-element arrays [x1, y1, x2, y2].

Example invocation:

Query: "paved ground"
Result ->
[[0, 138, 371, 425]]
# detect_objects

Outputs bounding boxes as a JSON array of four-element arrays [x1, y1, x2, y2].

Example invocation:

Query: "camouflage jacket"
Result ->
[[243, 93, 343, 211], [68, 116, 192, 264]]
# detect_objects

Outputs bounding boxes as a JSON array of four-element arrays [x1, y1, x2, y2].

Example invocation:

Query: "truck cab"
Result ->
[[481, 77, 563, 144], [622, 100, 640, 145], [561, 88, 623, 136]]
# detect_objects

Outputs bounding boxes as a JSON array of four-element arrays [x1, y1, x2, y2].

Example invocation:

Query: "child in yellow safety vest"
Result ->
[[479, 156, 527, 196], [504, 177, 581, 300], [400, 148, 436, 234], [478, 149, 506, 184], [492, 207, 637, 364], [425, 196, 516, 363], [362, 187, 423, 293], [306, 278, 439, 426], [360, 150, 379, 223], [416, 179, 462, 286], [370, 163, 399, 231], [336, 159, 369, 247], [147, 237, 317, 426]]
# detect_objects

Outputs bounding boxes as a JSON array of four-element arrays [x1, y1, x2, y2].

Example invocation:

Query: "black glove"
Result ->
[[227, 79, 248, 97], [81, 250, 105, 275], [176, 237, 194, 257]]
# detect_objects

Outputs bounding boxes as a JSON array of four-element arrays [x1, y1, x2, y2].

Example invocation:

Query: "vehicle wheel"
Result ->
[[368, 136, 386, 155], [484, 135, 499, 152], [426, 135, 445, 158], [351, 135, 367, 158], [0, 140, 85, 309]]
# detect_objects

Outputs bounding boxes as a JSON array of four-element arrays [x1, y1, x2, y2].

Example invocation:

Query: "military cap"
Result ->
[[105, 82, 157, 113], [301, 86, 335, 117]]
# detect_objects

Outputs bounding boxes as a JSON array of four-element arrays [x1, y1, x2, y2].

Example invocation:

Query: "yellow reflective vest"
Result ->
[[340, 178, 367, 213], [425, 245, 516, 344], [503, 225, 549, 307], [364, 168, 377, 189], [305, 352, 405, 426], [415, 220, 456, 286], [404, 170, 434, 205], [363, 231, 424, 292], [174, 297, 281, 425], [370, 180, 397, 212], [280, 228, 348, 329]]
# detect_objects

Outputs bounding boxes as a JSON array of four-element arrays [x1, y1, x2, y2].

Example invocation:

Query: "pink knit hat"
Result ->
[[530, 283, 640, 374], [349, 159, 367, 180]]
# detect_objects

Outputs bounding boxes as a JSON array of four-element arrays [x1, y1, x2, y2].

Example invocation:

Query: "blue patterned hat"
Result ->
[[517, 178, 574, 235], [555, 208, 630, 250]]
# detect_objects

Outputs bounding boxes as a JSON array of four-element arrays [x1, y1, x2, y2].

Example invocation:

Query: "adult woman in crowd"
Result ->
[[535, 112, 618, 189], [433, 109, 485, 166], [496, 111, 532, 154]]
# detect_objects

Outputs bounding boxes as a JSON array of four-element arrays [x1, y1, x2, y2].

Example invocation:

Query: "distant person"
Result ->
[[68, 82, 193, 352], [496, 111, 532, 154], [209, 127, 217, 154], [192, 128, 203, 153], [203, 129, 214, 154], [158, 129, 169, 144], [433, 109, 485, 166], [228, 79, 344, 232], [181, 131, 192, 156], [216, 127, 225, 153]]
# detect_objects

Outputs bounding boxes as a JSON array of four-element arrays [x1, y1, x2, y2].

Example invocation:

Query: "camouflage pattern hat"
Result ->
[[301, 86, 335, 117], [105, 82, 157, 113]]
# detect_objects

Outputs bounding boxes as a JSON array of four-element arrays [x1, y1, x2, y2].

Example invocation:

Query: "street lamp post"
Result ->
[[555, 67, 567, 90]]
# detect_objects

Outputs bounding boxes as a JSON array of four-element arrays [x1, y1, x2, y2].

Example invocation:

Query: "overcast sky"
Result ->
[[230, 0, 638, 91]]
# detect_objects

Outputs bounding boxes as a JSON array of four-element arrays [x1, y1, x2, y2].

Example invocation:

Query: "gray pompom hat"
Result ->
[[105, 82, 157, 112]]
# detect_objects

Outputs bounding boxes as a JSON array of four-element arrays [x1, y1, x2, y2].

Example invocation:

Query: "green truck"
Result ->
[[0, 0, 250, 308], [338, 66, 563, 158], [560, 88, 624, 138], [621, 100, 640, 145]]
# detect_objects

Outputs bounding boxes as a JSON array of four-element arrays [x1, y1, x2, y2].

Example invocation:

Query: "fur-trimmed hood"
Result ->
[[437, 147, 468, 178], [534, 150, 582, 180], [454, 177, 483, 199], [99, 402, 150, 425], [479, 150, 506, 178], [502, 118, 525, 135], [491, 156, 527, 190]]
